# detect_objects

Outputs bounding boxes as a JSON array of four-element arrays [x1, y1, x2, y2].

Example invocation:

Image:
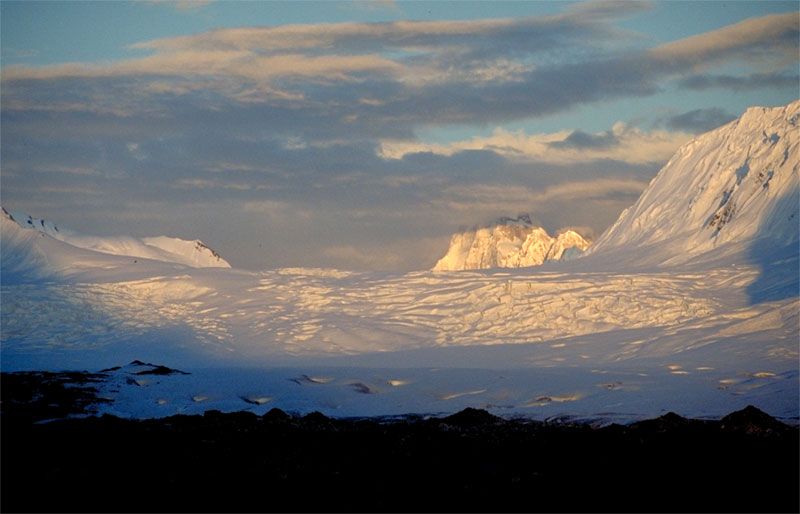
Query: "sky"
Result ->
[[1, 1, 798, 271]]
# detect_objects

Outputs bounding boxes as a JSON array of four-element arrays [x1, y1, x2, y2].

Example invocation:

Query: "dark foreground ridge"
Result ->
[[1, 371, 798, 513]]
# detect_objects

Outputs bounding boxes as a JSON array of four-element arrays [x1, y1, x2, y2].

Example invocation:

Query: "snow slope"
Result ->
[[433, 215, 591, 270], [4, 207, 230, 269], [1, 101, 798, 423], [588, 100, 799, 266]]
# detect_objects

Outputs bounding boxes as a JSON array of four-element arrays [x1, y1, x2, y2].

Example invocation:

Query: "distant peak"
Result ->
[[4, 206, 231, 268], [434, 217, 590, 271], [587, 99, 799, 265]]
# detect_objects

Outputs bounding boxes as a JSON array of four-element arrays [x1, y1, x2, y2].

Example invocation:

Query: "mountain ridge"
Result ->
[[433, 216, 591, 271], [587, 100, 799, 266], [2, 206, 230, 270], [1, 103, 797, 426]]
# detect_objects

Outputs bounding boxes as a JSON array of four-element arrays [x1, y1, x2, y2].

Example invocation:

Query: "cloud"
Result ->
[[0, 5, 651, 124], [549, 130, 618, 150], [3, 9, 795, 140], [566, 0, 655, 20], [441, 178, 648, 211], [23, 164, 99, 176], [380, 123, 692, 166], [1, 51, 402, 85], [128, 11, 640, 54], [2, 4, 797, 270], [678, 72, 800, 91], [649, 12, 799, 71], [663, 108, 738, 134], [533, 178, 649, 203]]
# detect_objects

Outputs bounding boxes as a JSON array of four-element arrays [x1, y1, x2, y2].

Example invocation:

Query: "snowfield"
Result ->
[[1, 101, 798, 424]]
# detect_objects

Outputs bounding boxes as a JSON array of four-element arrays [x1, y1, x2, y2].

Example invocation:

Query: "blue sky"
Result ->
[[1, 1, 798, 270]]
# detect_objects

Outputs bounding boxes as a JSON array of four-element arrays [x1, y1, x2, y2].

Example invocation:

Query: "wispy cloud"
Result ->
[[380, 124, 692, 166], [649, 12, 799, 70], [441, 178, 649, 211]]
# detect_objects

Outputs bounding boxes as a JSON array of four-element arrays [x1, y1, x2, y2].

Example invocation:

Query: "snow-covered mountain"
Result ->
[[1, 101, 798, 423], [2, 207, 230, 269], [433, 215, 591, 271], [588, 100, 799, 266], [426, 95, 800, 274]]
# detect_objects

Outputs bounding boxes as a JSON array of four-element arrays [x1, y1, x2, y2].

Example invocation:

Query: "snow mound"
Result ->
[[588, 100, 799, 266], [3, 207, 230, 269], [433, 215, 591, 270]]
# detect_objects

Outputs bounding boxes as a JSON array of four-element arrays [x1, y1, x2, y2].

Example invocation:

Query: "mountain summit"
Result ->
[[433, 216, 590, 271], [434, 100, 798, 272], [588, 100, 799, 266]]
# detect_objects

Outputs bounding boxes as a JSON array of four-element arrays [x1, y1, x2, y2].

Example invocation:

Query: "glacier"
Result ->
[[1, 100, 798, 423]]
